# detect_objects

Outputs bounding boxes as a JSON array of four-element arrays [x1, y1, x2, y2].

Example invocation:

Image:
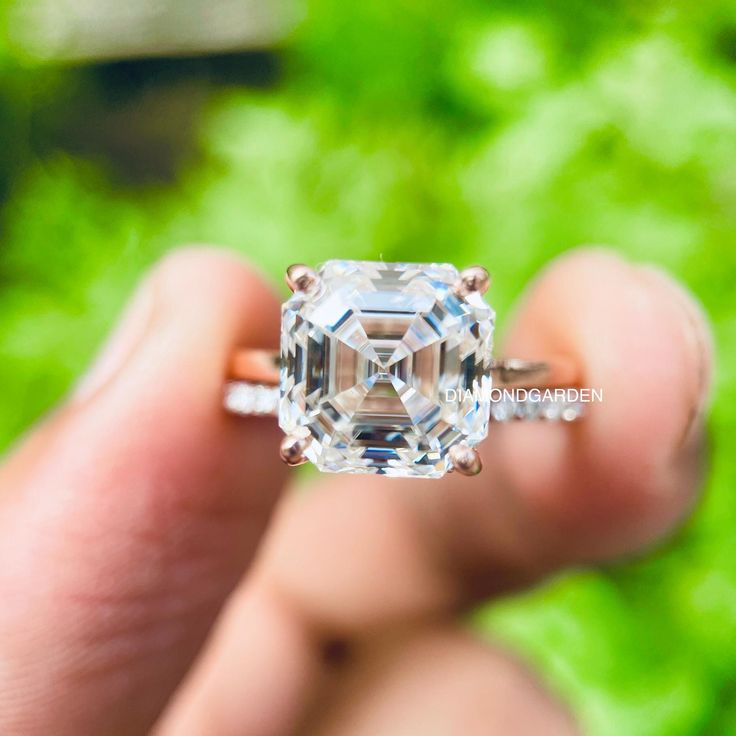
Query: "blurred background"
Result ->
[[0, 1, 735, 733]]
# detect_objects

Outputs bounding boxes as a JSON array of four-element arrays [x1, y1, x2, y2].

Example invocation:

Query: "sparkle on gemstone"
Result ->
[[279, 260, 495, 478]]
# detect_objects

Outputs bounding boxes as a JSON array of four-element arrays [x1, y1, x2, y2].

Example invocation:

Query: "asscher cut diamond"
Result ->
[[279, 260, 495, 478]]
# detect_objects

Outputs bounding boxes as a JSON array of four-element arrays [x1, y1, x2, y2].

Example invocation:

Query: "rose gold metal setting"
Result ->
[[279, 433, 312, 466], [448, 443, 483, 476], [489, 357, 580, 389], [454, 265, 491, 297], [228, 349, 280, 387], [286, 264, 321, 294]]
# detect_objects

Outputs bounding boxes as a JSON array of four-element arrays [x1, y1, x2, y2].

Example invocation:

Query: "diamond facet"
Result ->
[[279, 260, 495, 478]]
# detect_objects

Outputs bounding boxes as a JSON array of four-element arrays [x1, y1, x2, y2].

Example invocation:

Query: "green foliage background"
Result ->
[[1, 1, 735, 733]]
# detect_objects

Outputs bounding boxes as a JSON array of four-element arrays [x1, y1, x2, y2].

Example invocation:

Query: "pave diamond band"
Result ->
[[224, 260, 583, 479], [224, 381, 280, 417]]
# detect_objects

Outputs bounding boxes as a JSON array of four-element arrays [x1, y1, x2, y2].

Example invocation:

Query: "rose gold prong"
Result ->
[[448, 443, 482, 476], [279, 433, 312, 466], [286, 264, 320, 294], [455, 266, 491, 297]]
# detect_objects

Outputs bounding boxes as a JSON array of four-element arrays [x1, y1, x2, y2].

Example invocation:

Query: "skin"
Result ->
[[0, 247, 712, 736]]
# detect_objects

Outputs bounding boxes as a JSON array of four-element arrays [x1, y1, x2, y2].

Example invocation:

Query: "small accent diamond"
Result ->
[[224, 382, 279, 416]]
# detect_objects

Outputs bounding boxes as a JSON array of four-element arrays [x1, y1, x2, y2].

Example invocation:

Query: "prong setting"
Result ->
[[448, 443, 483, 476], [286, 264, 321, 295], [455, 266, 491, 298], [279, 433, 312, 466]]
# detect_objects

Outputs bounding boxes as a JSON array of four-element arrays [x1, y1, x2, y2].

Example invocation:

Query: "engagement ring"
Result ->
[[224, 260, 582, 479]]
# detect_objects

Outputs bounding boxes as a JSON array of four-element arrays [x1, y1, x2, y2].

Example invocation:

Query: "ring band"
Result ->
[[225, 355, 584, 422], [226, 350, 580, 390], [224, 260, 584, 478]]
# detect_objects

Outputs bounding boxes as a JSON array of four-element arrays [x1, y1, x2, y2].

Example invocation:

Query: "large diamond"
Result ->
[[279, 260, 495, 478]]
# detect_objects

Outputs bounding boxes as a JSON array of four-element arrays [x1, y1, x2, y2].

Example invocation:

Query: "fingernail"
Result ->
[[636, 265, 714, 447], [74, 276, 158, 403]]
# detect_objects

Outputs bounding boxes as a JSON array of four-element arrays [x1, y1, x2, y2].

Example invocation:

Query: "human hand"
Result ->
[[0, 247, 712, 735]]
